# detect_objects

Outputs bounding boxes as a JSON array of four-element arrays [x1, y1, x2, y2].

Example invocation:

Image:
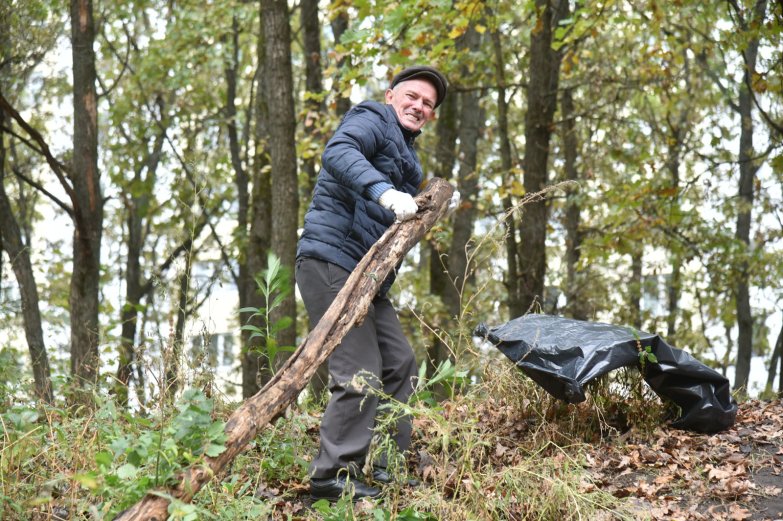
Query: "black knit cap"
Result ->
[[390, 66, 448, 108]]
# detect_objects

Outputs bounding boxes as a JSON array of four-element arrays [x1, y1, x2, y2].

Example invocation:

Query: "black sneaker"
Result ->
[[310, 474, 381, 502]]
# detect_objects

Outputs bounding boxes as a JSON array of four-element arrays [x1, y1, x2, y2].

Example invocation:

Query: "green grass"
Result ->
[[0, 359, 669, 520]]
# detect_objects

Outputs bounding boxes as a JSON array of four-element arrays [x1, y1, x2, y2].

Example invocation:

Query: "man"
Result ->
[[296, 65, 457, 501]]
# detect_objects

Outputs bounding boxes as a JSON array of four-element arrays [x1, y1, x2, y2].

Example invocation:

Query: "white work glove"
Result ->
[[378, 189, 418, 221], [448, 190, 461, 213]]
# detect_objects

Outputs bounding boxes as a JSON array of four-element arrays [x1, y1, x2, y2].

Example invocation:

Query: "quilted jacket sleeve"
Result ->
[[321, 101, 392, 196]]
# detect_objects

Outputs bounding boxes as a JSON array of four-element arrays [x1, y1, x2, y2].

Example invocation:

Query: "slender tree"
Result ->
[[300, 0, 330, 400], [732, 0, 767, 391], [69, 0, 103, 398], [0, 16, 54, 402], [491, 23, 523, 319], [0, 118, 53, 403], [514, 0, 566, 315], [114, 121, 166, 407], [167, 247, 193, 400], [301, 0, 325, 196], [261, 0, 299, 376], [560, 86, 588, 321], [226, 10, 263, 399], [329, 1, 351, 117], [238, 7, 274, 398], [426, 78, 459, 379], [446, 26, 484, 322], [765, 318, 782, 395]]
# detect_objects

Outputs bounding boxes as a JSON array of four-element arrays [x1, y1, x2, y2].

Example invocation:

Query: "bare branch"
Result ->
[[11, 167, 73, 217], [0, 92, 77, 206]]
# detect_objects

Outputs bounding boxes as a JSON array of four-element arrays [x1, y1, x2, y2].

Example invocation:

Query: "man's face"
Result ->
[[385, 78, 437, 132]]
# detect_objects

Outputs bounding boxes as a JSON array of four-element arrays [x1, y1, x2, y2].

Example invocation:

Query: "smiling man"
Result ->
[[296, 65, 457, 501]]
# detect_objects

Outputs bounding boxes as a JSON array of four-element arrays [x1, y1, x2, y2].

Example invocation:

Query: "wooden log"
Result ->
[[116, 178, 455, 520]]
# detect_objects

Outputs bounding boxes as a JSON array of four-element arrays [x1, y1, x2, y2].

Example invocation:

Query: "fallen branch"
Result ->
[[116, 177, 455, 520]]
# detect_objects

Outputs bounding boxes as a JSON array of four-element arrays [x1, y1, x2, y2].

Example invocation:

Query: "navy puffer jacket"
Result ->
[[296, 101, 423, 290]]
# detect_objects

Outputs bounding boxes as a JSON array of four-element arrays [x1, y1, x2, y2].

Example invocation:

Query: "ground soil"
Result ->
[[583, 399, 783, 521]]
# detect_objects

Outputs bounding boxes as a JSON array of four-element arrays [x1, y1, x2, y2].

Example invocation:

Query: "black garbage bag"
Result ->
[[474, 314, 738, 433]]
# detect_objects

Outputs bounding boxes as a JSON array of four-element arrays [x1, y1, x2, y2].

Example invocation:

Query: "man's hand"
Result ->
[[379, 189, 418, 221]]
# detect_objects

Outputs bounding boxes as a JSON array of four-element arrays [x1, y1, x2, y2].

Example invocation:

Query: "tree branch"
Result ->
[[11, 167, 74, 217], [0, 93, 77, 206]]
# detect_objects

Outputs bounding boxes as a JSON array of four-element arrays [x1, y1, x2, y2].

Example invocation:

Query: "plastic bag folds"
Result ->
[[474, 314, 738, 433]]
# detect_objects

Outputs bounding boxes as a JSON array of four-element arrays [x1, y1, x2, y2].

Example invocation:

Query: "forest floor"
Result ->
[[268, 396, 783, 520], [579, 398, 783, 521], [11, 370, 782, 520]]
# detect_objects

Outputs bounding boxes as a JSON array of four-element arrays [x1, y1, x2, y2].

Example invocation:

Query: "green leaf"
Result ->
[[117, 463, 138, 480], [95, 450, 113, 469], [74, 472, 99, 490], [204, 443, 227, 457], [240, 324, 263, 334], [647, 354, 658, 364], [206, 421, 226, 440], [312, 499, 332, 513]]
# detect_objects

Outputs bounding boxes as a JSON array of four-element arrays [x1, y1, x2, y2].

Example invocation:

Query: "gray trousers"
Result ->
[[296, 258, 418, 479]]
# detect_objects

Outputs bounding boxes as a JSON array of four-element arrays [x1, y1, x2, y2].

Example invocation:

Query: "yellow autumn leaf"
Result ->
[[448, 25, 467, 39]]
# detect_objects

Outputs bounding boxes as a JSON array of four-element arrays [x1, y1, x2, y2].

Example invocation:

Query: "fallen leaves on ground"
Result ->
[[582, 399, 783, 521], [411, 394, 782, 521], [274, 395, 782, 520]]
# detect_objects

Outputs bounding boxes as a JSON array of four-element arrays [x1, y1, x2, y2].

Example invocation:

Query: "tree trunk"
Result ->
[[301, 0, 324, 196], [733, 0, 766, 391], [664, 125, 684, 343], [115, 129, 165, 407], [766, 317, 782, 395], [426, 26, 483, 397], [229, 12, 261, 399], [447, 26, 482, 307], [426, 79, 459, 380], [262, 0, 299, 375], [69, 0, 103, 398], [561, 86, 586, 321], [300, 0, 330, 401], [115, 185, 144, 407], [329, 1, 351, 117], [166, 248, 192, 401], [660, 45, 694, 344], [115, 179, 455, 521], [239, 9, 273, 399], [0, 113, 53, 403], [491, 27, 522, 318], [779, 332, 783, 397], [516, 0, 565, 314], [629, 251, 643, 330]]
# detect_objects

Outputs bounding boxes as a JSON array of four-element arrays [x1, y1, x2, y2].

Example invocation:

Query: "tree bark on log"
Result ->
[[116, 178, 455, 520]]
